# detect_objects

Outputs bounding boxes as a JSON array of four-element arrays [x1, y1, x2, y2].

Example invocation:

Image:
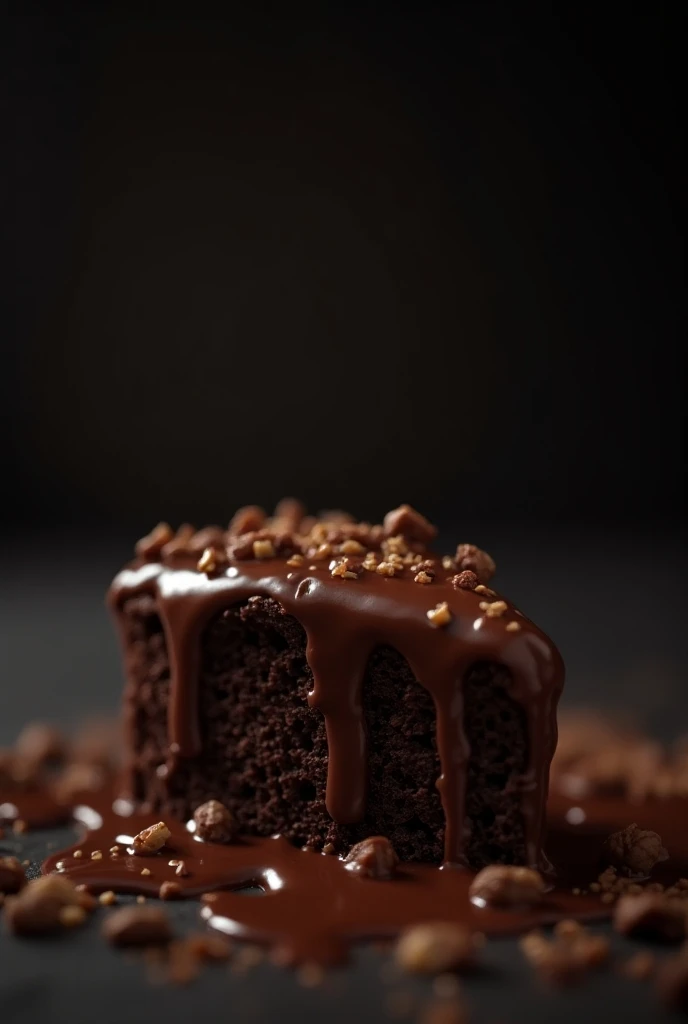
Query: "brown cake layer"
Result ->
[[121, 592, 527, 865]]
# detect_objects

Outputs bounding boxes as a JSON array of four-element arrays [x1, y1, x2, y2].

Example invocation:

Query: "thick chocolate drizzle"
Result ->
[[109, 556, 563, 868]]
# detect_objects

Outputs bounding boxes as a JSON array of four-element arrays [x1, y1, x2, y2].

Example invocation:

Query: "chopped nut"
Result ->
[[53, 762, 105, 804], [383, 505, 437, 544], [175, 861, 189, 877], [3, 875, 83, 935], [396, 923, 477, 974], [414, 571, 434, 585], [455, 543, 495, 583], [621, 951, 655, 980], [0, 857, 27, 894], [141, 868, 151, 876], [474, 584, 496, 596], [99, 891, 117, 906], [469, 865, 545, 907], [59, 904, 86, 928], [427, 602, 452, 628], [286, 554, 304, 568], [159, 881, 182, 900], [252, 538, 276, 559], [91, 850, 103, 860], [136, 522, 174, 560], [603, 823, 667, 876], [442, 556, 456, 571], [505, 621, 521, 632], [132, 821, 171, 856], [344, 837, 398, 880], [376, 561, 398, 577], [451, 571, 478, 590], [102, 905, 173, 946], [613, 893, 686, 942], [14, 722, 65, 768], [322, 843, 336, 855], [197, 546, 225, 574], [311, 542, 332, 560], [193, 800, 236, 843], [340, 539, 365, 555], [480, 600, 507, 618], [331, 557, 362, 580], [228, 505, 266, 536]]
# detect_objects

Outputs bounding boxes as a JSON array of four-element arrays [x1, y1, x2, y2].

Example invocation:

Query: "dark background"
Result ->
[[1, 7, 686, 1022]]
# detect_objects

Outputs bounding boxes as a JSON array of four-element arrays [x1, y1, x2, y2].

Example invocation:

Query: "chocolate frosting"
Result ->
[[109, 549, 563, 868]]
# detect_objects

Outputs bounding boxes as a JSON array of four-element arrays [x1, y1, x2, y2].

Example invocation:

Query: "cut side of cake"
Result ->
[[110, 502, 563, 868]]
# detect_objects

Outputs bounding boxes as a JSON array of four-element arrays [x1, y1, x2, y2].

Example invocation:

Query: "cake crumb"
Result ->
[[603, 823, 667, 876], [451, 571, 478, 590]]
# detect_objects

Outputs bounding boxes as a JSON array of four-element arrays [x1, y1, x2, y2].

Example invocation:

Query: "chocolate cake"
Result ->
[[109, 502, 563, 869]]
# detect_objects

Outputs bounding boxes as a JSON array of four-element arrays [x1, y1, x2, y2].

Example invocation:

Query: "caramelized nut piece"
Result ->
[[136, 523, 174, 561], [396, 923, 477, 974], [193, 800, 236, 843], [132, 821, 171, 856], [102, 906, 173, 946], [344, 837, 398, 880], [228, 505, 266, 536], [454, 543, 495, 583], [469, 865, 545, 907], [613, 894, 686, 942], [603, 824, 667, 876], [383, 505, 437, 544], [451, 571, 479, 591], [427, 603, 452, 628], [252, 538, 276, 559]]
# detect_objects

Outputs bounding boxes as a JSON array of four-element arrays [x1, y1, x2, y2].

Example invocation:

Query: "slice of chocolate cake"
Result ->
[[109, 502, 563, 868]]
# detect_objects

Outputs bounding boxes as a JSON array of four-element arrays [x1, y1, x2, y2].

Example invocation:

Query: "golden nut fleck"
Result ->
[[505, 621, 521, 632], [252, 538, 276, 559], [91, 851, 103, 860], [286, 554, 304, 568], [99, 891, 117, 906], [427, 603, 452, 628], [196, 547, 218, 574], [482, 600, 507, 618], [59, 905, 87, 928], [133, 821, 171, 856]]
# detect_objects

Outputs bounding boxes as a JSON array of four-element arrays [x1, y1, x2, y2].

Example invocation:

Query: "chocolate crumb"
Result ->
[[132, 821, 171, 856], [451, 571, 478, 591], [426, 603, 452, 628], [102, 906, 173, 946], [0, 857, 27, 894], [613, 894, 686, 942], [603, 824, 668, 876], [344, 836, 399, 880], [396, 923, 477, 974], [193, 800, 236, 843], [469, 865, 545, 907]]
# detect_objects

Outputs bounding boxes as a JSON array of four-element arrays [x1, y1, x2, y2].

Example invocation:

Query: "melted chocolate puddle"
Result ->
[[38, 788, 681, 966]]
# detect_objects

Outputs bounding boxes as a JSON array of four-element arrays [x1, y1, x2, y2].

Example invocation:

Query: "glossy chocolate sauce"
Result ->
[[109, 555, 563, 869], [34, 787, 688, 966]]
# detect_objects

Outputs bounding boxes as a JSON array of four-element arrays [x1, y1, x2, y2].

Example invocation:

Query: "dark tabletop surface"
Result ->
[[1, 527, 686, 1023]]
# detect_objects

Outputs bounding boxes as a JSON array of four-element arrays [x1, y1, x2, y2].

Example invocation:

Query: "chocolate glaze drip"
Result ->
[[109, 556, 563, 868]]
